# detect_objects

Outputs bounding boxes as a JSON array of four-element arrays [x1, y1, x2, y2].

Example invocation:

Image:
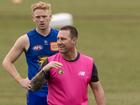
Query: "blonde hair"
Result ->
[[31, 1, 51, 13]]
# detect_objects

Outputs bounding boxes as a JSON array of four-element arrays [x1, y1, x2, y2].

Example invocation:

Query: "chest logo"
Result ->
[[50, 42, 58, 51], [58, 69, 64, 74], [78, 71, 85, 76], [32, 45, 43, 51], [44, 40, 48, 45], [38, 56, 48, 66]]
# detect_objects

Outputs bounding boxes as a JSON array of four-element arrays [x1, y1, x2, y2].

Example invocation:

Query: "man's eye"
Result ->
[[36, 16, 40, 19], [43, 16, 47, 18], [57, 38, 65, 41]]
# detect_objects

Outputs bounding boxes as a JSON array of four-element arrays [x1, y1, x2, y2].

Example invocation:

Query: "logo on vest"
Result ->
[[44, 40, 48, 45], [38, 56, 48, 66], [32, 45, 43, 51], [50, 42, 58, 51], [58, 69, 64, 74], [78, 71, 85, 76]]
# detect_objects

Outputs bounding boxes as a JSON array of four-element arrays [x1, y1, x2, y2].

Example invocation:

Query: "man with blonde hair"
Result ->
[[2, 1, 58, 105]]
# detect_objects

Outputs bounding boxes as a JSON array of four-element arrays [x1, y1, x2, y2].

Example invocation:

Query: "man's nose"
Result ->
[[40, 17, 44, 21]]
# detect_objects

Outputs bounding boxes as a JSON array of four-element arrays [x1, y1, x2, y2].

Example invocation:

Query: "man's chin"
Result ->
[[40, 27, 46, 30], [39, 26, 47, 30], [58, 50, 65, 54], [59, 50, 63, 53]]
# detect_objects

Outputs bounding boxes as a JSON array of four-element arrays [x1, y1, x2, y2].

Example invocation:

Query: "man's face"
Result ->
[[57, 30, 76, 54], [32, 9, 52, 30]]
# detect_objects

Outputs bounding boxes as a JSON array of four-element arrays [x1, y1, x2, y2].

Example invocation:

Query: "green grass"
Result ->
[[0, 0, 140, 105]]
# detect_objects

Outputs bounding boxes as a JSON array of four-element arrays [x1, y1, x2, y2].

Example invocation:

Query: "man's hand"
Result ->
[[42, 61, 63, 72], [18, 77, 31, 90], [30, 61, 63, 91]]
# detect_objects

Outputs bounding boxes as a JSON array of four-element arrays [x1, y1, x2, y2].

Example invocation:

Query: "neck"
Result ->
[[36, 27, 51, 36], [62, 48, 78, 61]]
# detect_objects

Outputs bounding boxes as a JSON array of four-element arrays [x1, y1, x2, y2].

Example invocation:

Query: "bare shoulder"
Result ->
[[3, 34, 29, 61], [17, 34, 28, 43], [15, 34, 29, 50]]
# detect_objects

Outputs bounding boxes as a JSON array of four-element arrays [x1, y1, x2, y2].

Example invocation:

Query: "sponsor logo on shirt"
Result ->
[[58, 69, 64, 74], [38, 56, 48, 66], [50, 42, 58, 51], [44, 40, 48, 45], [32, 45, 43, 51], [78, 71, 85, 76]]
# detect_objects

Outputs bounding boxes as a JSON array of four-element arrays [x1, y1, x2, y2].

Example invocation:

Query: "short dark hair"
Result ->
[[60, 25, 78, 39]]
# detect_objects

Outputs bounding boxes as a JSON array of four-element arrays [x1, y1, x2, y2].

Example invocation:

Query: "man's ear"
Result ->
[[50, 14, 52, 18], [32, 18, 35, 22], [72, 37, 77, 44], [32, 15, 35, 22], [49, 15, 52, 21]]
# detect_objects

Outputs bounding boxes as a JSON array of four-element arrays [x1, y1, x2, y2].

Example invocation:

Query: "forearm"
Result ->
[[90, 81, 106, 105], [2, 59, 32, 90], [30, 70, 47, 91], [2, 60, 23, 83], [94, 86, 105, 105], [30, 61, 62, 91]]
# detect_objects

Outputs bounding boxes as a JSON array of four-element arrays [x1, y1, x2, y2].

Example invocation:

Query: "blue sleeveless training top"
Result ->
[[25, 28, 58, 96]]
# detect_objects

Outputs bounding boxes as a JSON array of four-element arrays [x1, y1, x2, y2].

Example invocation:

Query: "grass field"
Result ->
[[0, 0, 140, 105]]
